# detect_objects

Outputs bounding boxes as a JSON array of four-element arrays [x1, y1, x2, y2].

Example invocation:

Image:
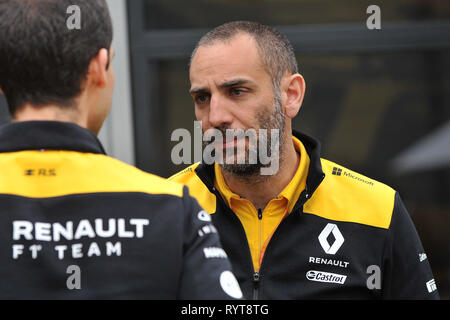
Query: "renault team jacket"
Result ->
[[0, 121, 243, 300], [170, 130, 440, 300]]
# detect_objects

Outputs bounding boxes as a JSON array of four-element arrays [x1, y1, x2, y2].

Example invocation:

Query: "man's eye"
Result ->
[[231, 88, 245, 96], [195, 94, 210, 104]]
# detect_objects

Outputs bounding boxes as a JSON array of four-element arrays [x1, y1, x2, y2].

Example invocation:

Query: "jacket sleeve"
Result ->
[[381, 192, 440, 299], [177, 187, 243, 300]]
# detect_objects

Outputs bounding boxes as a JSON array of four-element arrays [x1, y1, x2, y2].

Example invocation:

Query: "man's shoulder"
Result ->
[[304, 158, 397, 229], [95, 154, 186, 198], [0, 151, 185, 201], [169, 163, 217, 213], [169, 163, 200, 183]]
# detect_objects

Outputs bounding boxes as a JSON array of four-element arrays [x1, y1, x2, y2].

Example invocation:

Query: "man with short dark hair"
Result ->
[[0, 0, 242, 300], [170, 21, 440, 299]]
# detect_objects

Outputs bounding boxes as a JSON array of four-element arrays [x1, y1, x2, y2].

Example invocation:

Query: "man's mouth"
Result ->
[[223, 137, 239, 149]]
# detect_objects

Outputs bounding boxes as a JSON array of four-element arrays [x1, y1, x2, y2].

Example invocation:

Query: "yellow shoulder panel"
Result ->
[[303, 159, 396, 229], [0, 151, 184, 198], [169, 163, 217, 214]]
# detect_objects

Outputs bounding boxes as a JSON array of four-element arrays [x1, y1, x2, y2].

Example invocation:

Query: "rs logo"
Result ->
[[318, 223, 345, 255]]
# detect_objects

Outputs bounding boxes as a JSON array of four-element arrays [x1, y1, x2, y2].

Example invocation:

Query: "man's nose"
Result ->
[[208, 94, 233, 128]]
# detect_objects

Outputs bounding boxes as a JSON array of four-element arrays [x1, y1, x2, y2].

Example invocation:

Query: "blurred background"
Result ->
[[0, 0, 449, 298]]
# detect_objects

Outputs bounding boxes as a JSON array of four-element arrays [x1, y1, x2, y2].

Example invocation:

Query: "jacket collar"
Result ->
[[0, 121, 106, 155], [195, 130, 325, 212], [292, 130, 326, 200]]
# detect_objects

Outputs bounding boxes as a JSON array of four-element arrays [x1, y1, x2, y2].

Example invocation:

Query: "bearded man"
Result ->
[[170, 21, 439, 300]]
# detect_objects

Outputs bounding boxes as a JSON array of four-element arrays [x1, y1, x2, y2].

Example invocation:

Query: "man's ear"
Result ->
[[86, 48, 110, 89], [0, 87, 4, 95], [282, 73, 306, 119]]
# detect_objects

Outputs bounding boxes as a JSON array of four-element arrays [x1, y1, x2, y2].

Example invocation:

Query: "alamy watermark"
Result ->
[[171, 121, 281, 176], [366, 5, 381, 30], [366, 264, 381, 290], [66, 265, 81, 290], [66, 5, 81, 30]]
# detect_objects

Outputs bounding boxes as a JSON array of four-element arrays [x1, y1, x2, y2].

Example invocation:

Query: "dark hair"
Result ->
[[191, 21, 298, 89], [0, 0, 113, 114]]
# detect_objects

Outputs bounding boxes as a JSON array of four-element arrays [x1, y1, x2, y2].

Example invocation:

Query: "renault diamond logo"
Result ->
[[318, 223, 344, 255]]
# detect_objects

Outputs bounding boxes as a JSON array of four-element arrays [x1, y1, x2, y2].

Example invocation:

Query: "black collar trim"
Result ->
[[0, 121, 106, 155]]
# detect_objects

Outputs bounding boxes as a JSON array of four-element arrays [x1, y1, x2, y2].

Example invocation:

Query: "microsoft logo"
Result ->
[[332, 167, 342, 176], [331, 167, 374, 187]]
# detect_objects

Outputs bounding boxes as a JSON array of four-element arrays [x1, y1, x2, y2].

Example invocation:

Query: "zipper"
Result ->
[[253, 208, 263, 300], [257, 208, 263, 266], [253, 271, 260, 300]]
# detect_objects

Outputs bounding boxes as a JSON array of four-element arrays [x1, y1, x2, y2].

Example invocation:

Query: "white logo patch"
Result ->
[[318, 223, 344, 255], [197, 210, 211, 222], [426, 279, 437, 293], [203, 247, 227, 259], [220, 271, 243, 299], [419, 253, 427, 262], [306, 270, 347, 284]]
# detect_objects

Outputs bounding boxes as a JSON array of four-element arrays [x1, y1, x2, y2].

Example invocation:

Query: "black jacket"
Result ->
[[0, 121, 242, 300], [170, 130, 440, 300]]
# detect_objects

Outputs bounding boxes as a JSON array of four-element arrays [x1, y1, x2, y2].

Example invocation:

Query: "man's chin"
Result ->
[[220, 163, 262, 177]]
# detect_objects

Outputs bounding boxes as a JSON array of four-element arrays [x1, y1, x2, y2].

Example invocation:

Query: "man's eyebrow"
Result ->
[[189, 79, 255, 95], [219, 79, 253, 88], [189, 87, 208, 95]]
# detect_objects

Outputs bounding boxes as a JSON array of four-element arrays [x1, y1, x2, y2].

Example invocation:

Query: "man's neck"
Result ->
[[12, 104, 87, 128], [221, 137, 300, 211]]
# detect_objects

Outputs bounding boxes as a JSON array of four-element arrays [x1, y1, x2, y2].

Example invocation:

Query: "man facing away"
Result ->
[[170, 21, 440, 300], [0, 0, 242, 300]]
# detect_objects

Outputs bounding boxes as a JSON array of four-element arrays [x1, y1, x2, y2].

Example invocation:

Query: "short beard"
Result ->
[[217, 88, 286, 181]]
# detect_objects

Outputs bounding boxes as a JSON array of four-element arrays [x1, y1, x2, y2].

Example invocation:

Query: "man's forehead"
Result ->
[[192, 34, 260, 65], [190, 34, 267, 87]]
